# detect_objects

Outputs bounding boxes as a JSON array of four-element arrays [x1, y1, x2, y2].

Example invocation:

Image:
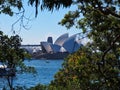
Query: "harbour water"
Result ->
[[0, 59, 64, 89]]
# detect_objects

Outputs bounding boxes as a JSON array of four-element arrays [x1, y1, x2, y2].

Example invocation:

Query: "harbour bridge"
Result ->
[[20, 44, 41, 54]]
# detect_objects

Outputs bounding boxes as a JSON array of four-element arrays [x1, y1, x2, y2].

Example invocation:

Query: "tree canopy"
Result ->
[[1, 0, 120, 18], [28, 0, 120, 18], [0, 31, 34, 89], [0, 0, 23, 16]]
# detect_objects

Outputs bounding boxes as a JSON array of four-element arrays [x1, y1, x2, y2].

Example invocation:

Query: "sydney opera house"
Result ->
[[40, 33, 83, 54]]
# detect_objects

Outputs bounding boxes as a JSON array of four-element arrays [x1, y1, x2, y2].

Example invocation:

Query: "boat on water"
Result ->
[[0, 65, 7, 68], [45, 60, 50, 63], [0, 65, 15, 77]]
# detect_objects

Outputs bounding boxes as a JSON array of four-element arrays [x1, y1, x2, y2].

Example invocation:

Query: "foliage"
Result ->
[[0, 31, 22, 67], [59, 0, 120, 29], [0, 31, 31, 70], [28, 0, 73, 17], [49, 45, 120, 90], [1, 0, 120, 19], [28, 84, 47, 90], [0, 0, 23, 16], [0, 31, 34, 89], [27, 0, 120, 18]]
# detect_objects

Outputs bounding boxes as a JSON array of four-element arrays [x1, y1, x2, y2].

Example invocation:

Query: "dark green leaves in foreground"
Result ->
[[0, 31, 35, 73], [0, 0, 23, 16], [0, 31, 36, 89], [28, 0, 73, 17]]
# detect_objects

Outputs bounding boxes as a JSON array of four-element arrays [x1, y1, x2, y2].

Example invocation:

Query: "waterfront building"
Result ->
[[40, 33, 83, 53]]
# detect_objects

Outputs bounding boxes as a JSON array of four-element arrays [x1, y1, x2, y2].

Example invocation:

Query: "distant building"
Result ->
[[40, 33, 83, 53], [47, 37, 53, 44]]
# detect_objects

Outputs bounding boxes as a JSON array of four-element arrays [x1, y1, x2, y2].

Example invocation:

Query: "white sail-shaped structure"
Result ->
[[62, 34, 76, 53], [40, 33, 83, 53], [41, 42, 53, 53], [54, 33, 68, 46], [63, 34, 83, 53], [50, 44, 61, 53]]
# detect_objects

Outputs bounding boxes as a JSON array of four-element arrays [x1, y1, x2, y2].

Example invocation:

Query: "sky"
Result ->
[[0, 2, 83, 45]]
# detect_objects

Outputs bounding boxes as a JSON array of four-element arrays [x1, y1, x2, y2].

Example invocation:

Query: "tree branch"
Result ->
[[101, 34, 120, 66], [95, 1, 120, 18]]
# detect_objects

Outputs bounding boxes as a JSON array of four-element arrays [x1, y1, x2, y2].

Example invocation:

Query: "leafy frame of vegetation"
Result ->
[[0, 31, 35, 90]]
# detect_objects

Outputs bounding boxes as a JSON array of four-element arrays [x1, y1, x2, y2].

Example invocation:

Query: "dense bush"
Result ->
[[49, 46, 120, 90]]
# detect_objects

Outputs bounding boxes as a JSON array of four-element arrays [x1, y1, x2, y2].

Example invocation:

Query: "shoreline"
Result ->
[[31, 52, 69, 60]]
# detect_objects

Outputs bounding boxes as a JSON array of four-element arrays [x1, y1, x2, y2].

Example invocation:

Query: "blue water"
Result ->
[[0, 59, 64, 89]]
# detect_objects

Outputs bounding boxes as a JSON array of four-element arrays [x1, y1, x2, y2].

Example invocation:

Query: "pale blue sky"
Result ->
[[0, 3, 82, 44]]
